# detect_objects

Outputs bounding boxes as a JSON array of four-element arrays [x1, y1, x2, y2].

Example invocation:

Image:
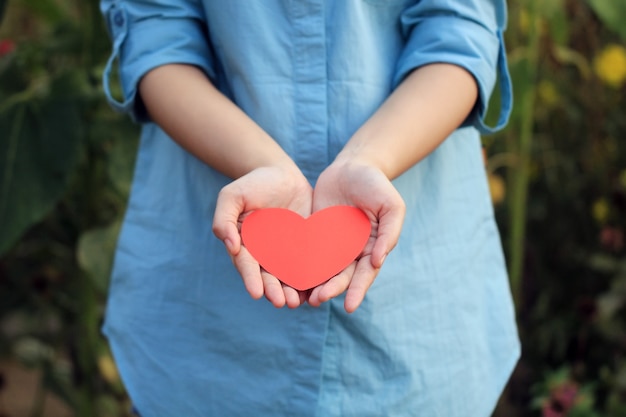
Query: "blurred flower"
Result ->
[[600, 227, 624, 252], [542, 381, 579, 417], [542, 402, 564, 417], [0, 39, 15, 57], [98, 354, 120, 385], [553, 381, 579, 409], [488, 173, 506, 205], [593, 44, 626, 88], [518, 8, 530, 35], [592, 198, 610, 224], [538, 80, 560, 107]]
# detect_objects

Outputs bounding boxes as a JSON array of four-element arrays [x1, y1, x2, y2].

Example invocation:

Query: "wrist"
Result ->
[[332, 138, 392, 179]]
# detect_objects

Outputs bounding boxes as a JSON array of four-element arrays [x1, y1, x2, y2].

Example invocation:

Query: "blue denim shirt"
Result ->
[[100, 1, 519, 416]]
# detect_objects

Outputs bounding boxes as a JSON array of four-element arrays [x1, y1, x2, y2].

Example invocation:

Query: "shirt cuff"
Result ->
[[393, 15, 512, 134], [102, 4, 216, 122]]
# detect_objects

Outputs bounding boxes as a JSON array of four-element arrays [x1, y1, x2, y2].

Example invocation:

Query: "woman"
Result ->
[[101, 1, 520, 415]]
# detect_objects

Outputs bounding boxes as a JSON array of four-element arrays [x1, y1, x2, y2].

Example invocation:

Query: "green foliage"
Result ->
[[586, 0, 626, 41], [0, 0, 7, 24], [0, 74, 83, 255], [0, 0, 137, 415], [488, 0, 626, 415]]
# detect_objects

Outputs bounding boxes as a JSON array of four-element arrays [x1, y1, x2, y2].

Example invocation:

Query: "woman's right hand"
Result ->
[[139, 65, 318, 307], [212, 164, 313, 309]]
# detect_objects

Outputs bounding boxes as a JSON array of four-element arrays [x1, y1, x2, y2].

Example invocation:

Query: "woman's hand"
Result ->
[[305, 64, 477, 312], [213, 164, 313, 309], [142, 64, 475, 311], [307, 160, 405, 313], [140, 65, 320, 308]]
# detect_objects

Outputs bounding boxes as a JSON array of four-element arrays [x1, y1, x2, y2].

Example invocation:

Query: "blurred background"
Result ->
[[0, 0, 625, 416]]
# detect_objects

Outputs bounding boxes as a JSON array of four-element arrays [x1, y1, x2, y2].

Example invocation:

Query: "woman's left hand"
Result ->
[[307, 160, 405, 313]]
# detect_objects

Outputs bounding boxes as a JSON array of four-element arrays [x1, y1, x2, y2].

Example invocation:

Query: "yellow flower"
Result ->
[[538, 80, 560, 107], [98, 354, 120, 385], [593, 44, 626, 88], [518, 9, 530, 35], [488, 173, 506, 205], [592, 198, 609, 224]]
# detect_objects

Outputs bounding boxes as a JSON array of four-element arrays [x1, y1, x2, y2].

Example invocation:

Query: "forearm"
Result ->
[[335, 64, 478, 179], [139, 64, 298, 179]]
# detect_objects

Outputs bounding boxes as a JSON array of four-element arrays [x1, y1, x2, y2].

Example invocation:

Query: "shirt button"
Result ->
[[113, 10, 124, 27]]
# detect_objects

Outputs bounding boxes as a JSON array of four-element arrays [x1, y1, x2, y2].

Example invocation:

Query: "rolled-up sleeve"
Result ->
[[393, 0, 512, 134], [101, 0, 216, 121]]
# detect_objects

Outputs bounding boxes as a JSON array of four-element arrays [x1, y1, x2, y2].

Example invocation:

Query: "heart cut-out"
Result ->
[[241, 206, 371, 291]]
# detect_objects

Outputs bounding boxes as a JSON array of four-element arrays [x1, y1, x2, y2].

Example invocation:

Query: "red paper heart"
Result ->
[[241, 206, 371, 291]]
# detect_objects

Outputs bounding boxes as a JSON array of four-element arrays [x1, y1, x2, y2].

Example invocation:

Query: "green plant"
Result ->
[[489, 0, 626, 415], [0, 0, 137, 415]]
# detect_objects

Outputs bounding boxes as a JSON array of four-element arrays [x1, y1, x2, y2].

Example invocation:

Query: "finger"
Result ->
[[212, 187, 244, 255], [262, 271, 286, 308], [371, 204, 405, 268], [344, 255, 380, 313], [232, 246, 264, 299], [307, 285, 323, 308], [307, 262, 355, 307], [283, 285, 303, 309]]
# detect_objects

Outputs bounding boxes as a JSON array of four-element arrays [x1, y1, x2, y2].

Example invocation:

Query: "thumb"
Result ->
[[212, 188, 244, 256], [370, 204, 405, 268]]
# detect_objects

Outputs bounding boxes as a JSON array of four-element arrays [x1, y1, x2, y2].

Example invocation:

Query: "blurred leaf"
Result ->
[[13, 337, 54, 366], [597, 271, 626, 320], [538, 0, 569, 44], [588, 253, 622, 273], [614, 361, 626, 390], [536, 0, 565, 17], [0, 0, 7, 26], [77, 220, 121, 294], [42, 360, 77, 410], [96, 394, 124, 417], [0, 77, 83, 256], [548, 11, 569, 45], [597, 293, 624, 320], [22, 0, 65, 25], [607, 394, 626, 417], [553, 46, 592, 79], [586, 0, 626, 40]]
